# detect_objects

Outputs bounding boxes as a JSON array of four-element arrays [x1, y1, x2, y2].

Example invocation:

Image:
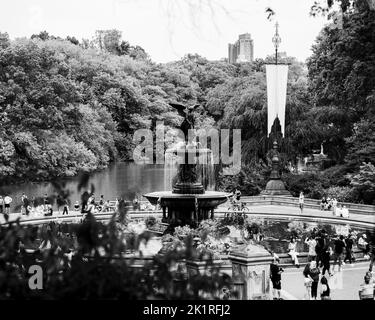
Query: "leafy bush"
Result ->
[[284, 173, 328, 199], [217, 161, 268, 195], [322, 186, 356, 202]]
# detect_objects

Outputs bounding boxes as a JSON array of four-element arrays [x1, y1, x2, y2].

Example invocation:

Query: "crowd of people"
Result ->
[[0, 192, 157, 223], [320, 196, 350, 217], [271, 228, 375, 300]]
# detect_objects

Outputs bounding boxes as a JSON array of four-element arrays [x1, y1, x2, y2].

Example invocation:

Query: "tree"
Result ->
[[307, 2, 375, 162], [345, 119, 375, 169], [0, 32, 10, 49], [66, 36, 79, 45], [349, 162, 375, 204]]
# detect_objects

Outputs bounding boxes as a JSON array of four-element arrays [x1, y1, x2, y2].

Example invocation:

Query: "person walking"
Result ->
[[288, 237, 300, 267], [333, 235, 346, 272], [303, 260, 320, 300], [320, 276, 331, 300], [305, 235, 317, 262], [270, 258, 284, 300], [299, 191, 304, 214], [318, 231, 333, 276]]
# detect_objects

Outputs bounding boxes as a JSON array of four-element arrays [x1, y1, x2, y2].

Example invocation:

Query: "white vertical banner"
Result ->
[[266, 64, 289, 137]]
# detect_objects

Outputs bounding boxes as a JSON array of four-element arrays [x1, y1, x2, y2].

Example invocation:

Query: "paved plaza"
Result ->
[[281, 262, 373, 300]]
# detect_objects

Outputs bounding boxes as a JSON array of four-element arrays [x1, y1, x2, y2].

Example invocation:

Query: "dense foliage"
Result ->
[[1, 2, 374, 204]]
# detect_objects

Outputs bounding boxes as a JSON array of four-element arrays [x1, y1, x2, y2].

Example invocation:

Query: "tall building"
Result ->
[[228, 33, 254, 64]]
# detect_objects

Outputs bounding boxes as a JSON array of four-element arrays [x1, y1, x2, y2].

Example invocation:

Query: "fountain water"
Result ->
[[164, 148, 215, 192], [144, 142, 229, 227]]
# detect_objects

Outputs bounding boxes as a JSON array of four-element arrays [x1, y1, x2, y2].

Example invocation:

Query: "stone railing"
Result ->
[[241, 195, 375, 216]]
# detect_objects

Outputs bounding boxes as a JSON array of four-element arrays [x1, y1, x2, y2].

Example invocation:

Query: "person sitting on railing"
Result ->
[[74, 201, 80, 212], [341, 205, 349, 218], [44, 204, 53, 216], [101, 200, 110, 212], [326, 197, 332, 210]]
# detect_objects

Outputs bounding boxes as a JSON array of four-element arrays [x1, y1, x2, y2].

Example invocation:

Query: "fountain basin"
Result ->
[[143, 191, 230, 226]]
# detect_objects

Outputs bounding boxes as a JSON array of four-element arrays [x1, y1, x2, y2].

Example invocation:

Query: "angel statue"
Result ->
[[169, 102, 200, 140]]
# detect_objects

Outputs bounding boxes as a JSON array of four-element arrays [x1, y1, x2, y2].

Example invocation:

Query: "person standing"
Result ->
[[4, 194, 12, 218], [305, 235, 317, 262], [288, 237, 300, 267], [368, 240, 375, 273], [333, 235, 346, 272], [235, 188, 242, 201], [320, 276, 331, 300], [21, 193, 27, 215], [299, 192, 304, 214], [0, 195, 4, 215], [270, 258, 284, 300], [344, 234, 355, 265], [62, 199, 69, 215], [359, 273, 374, 300], [332, 198, 338, 216], [303, 260, 320, 300]]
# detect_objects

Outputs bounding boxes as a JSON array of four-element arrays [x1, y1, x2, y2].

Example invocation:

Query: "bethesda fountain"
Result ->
[[143, 102, 230, 227]]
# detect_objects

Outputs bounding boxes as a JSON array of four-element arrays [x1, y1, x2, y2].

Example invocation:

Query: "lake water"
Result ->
[[0, 162, 167, 210]]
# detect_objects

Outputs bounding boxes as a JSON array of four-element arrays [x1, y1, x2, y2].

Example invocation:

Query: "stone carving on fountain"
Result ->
[[143, 101, 230, 227]]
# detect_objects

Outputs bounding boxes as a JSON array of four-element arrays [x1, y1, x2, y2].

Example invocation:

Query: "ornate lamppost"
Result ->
[[261, 22, 291, 196]]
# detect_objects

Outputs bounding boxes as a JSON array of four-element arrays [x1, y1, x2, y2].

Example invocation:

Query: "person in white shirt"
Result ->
[[299, 192, 304, 214], [288, 237, 300, 267], [341, 205, 349, 218], [4, 195, 12, 217], [332, 198, 338, 216], [305, 235, 317, 262]]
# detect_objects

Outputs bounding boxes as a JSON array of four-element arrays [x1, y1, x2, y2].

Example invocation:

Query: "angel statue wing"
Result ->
[[169, 102, 187, 117], [187, 104, 201, 111]]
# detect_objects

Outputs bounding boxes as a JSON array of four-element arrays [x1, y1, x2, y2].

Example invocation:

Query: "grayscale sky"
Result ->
[[0, 0, 329, 63]]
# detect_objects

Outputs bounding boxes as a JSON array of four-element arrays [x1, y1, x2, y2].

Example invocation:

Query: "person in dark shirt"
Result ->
[[333, 235, 346, 272], [344, 234, 355, 265], [234, 188, 241, 201], [304, 260, 321, 300], [320, 276, 331, 300], [270, 258, 284, 300]]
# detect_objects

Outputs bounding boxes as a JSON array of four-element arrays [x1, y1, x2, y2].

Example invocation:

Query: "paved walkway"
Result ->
[[1, 203, 375, 226], [220, 204, 375, 226], [281, 262, 373, 300]]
